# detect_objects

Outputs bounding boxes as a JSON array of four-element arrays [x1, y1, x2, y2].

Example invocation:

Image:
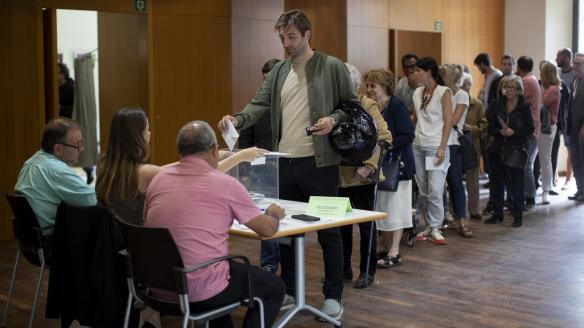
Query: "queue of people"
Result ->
[[12, 9, 584, 328]]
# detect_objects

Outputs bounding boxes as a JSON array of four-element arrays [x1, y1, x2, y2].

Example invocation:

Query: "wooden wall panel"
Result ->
[[0, 0, 137, 12], [43, 8, 59, 120], [149, 14, 231, 164], [393, 30, 442, 68], [151, 0, 230, 16], [285, 0, 348, 61], [0, 5, 45, 240], [347, 0, 390, 76], [231, 0, 284, 115], [442, 0, 505, 96], [387, 0, 505, 97], [388, 0, 445, 32], [98, 12, 149, 154]]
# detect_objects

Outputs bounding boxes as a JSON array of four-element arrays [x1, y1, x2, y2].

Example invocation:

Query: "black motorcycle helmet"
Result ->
[[329, 100, 378, 164]]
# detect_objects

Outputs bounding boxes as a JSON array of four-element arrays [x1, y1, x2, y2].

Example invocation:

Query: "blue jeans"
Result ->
[[446, 145, 466, 219], [260, 240, 280, 270], [413, 145, 450, 229]]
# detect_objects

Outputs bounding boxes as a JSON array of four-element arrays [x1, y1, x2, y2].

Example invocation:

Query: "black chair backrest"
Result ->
[[5, 194, 42, 249], [116, 219, 184, 292]]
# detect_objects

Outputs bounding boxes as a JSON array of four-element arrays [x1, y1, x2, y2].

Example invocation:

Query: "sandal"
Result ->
[[376, 251, 388, 261], [458, 225, 474, 238], [377, 255, 401, 269]]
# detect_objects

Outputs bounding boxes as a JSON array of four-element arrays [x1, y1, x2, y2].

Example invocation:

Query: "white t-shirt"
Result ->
[[413, 85, 450, 148], [448, 89, 470, 146]]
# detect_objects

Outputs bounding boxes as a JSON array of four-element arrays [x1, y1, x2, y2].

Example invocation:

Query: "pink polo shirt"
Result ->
[[144, 156, 261, 302], [522, 73, 542, 138]]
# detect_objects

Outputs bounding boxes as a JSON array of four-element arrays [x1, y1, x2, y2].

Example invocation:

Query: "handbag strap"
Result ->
[[453, 125, 464, 137]]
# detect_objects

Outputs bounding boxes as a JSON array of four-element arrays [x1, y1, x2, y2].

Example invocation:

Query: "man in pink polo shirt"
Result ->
[[517, 56, 542, 209], [144, 120, 286, 328]]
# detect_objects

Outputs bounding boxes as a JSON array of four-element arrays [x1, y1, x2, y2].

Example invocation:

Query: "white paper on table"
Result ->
[[264, 152, 292, 157], [221, 120, 239, 151], [425, 156, 450, 171], [232, 220, 250, 230]]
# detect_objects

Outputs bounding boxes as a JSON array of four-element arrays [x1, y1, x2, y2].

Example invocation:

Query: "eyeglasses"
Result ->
[[58, 140, 83, 152]]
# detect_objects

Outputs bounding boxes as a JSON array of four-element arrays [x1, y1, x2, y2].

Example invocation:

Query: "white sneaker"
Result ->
[[562, 180, 573, 190], [542, 192, 550, 205], [280, 294, 295, 311], [416, 226, 431, 240], [428, 229, 446, 245], [444, 212, 455, 223], [318, 299, 343, 321]]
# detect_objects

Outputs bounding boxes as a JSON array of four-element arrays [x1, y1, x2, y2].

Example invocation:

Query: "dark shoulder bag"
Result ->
[[454, 126, 479, 171], [499, 139, 528, 169], [540, 105, 552, 134], [377, 149, 401, 192]]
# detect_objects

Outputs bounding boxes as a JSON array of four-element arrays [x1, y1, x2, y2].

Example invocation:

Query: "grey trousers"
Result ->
[[413, 145, 450, 229]]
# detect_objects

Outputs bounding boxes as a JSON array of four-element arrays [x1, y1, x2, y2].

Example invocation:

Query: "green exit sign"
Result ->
[[434, 21, 442, 31], [135, 0, 146, 12]]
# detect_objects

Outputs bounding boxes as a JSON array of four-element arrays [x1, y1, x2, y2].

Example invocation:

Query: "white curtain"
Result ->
[[72, 54, 98, 167]]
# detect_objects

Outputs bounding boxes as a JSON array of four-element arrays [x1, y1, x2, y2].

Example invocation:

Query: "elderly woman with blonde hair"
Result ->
[[339, 63, 392, 289], [485, 76, 534, 227]]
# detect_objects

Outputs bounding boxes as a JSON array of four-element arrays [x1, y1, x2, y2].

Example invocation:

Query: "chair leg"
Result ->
[[1, 249, 21, 327], [27, 250, 45, 328], [182, 315, 189, 328], [123, 279, 134, 328], [253, 297, 265, 328]]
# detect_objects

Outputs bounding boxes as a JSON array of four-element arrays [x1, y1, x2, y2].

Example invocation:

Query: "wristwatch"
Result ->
[[328, 116, 336, 126]]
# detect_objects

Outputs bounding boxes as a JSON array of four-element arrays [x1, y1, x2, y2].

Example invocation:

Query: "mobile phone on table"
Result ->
[[291, 214, 321, 222]]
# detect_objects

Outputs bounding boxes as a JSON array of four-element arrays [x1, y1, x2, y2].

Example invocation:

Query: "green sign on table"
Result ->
[[306, 196, 352, 217]]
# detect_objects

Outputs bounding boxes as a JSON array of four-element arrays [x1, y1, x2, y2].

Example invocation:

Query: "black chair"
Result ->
[[45, 203, 127, 327], [116, 218, 265, 328], [2, 194, 51, 328]]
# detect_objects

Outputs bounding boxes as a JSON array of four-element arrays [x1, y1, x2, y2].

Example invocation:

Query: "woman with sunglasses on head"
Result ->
[[440, 63, 473, 238], [485, 76, 534, 227], [411, 57, 452, 245]]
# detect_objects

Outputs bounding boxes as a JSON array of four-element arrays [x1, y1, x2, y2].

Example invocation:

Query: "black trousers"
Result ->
[[488, 153, 524, 219], [339, 183, 377, 277], [533, 153, 540, 191], [551, 128, 561, 178], [568, 134, 584, 194], [189, 261, 285, 328], [278, 157, 343, 300]]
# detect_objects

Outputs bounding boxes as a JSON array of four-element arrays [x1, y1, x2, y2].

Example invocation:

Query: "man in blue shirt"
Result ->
[[15, 118, 97, 236]]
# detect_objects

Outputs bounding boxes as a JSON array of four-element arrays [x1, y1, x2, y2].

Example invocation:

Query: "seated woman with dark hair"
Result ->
[[96, 108, 266, 225]]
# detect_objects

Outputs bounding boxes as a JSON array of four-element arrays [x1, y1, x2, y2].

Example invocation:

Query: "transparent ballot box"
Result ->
[[226, 150, 280, 203]]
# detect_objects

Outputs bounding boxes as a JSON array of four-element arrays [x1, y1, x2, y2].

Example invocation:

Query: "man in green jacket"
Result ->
[[219, 9, 358, 321]]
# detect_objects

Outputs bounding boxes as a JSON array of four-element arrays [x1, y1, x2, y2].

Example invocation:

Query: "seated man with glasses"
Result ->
[[15, 117, 97, 248]]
